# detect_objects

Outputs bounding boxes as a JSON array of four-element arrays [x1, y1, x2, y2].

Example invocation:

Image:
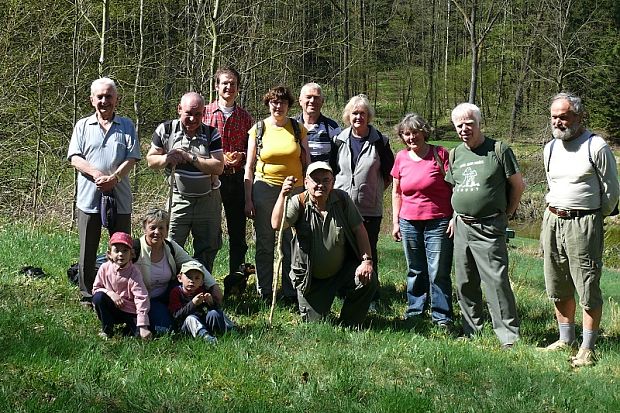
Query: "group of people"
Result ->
[[68, 72, 619, 368]]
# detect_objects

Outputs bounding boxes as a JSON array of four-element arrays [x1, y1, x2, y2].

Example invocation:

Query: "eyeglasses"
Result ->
[[307, 176, 333, 186], [269, 100, 287, 107]]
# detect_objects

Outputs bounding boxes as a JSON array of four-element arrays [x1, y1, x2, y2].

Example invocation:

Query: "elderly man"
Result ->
[[445, 103, 525, 348], [68, 77, 141, 305], [203, 67, 254, 275], [295, 83, 341, 169], [147, 92, 224, 272], [541, 93, 619, 367], [271, 162, 377, 326]]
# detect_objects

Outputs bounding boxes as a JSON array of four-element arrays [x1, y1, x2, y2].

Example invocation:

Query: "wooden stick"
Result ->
[[269, 195, 289, 326], [167, 165, 176, 214]]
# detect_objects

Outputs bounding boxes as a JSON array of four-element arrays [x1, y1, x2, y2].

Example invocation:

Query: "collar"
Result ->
[[336, 125, 381, 144], [207, 100, 236, 114], [87, 113, 118, 125]]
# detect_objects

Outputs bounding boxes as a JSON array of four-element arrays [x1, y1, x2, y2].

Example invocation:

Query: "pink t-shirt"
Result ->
[[390, 146, 453, 220]]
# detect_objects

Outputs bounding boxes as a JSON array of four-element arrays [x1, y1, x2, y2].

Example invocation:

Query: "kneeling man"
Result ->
[[271, 162, 378, 326]]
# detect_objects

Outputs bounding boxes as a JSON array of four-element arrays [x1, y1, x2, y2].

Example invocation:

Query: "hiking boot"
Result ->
[[570, 348, 596, 368], [199, 330, 218, 344], [542, 339, 578, 353]]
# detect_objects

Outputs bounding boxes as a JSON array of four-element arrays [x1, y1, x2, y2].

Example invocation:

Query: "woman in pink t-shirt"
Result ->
[[390, 113, 454, 327]]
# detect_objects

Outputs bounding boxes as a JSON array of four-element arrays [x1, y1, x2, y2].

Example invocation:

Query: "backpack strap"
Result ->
[[431, 145, 445, 177], [374, 130, 395, 184], [546, 138, 557, 173], [448, 147, 456, 176], [290, 117, 301, 143], [163, 120, 176, 154], [132, 238, 176, 263], [255, 120, 266, 174], [290, 117, 309, 175], [586, 133, 603, 197], [493, 139, 505, 172]]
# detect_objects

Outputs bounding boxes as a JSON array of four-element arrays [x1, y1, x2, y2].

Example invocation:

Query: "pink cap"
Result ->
[[109, 232, 133, 249]]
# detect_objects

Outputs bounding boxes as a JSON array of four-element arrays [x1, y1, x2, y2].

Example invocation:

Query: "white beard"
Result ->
[[552, 124, 580, 141]]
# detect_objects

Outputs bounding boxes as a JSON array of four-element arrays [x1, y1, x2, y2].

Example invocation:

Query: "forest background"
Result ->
[[0, 0, 618, 223]]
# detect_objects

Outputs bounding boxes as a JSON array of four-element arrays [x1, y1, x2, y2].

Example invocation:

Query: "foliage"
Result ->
[[1, 221, 620, 412]]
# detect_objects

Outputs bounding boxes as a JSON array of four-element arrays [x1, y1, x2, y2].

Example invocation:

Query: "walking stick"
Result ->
[[167, 165, 176, 214], [269, 194, 290, 326]]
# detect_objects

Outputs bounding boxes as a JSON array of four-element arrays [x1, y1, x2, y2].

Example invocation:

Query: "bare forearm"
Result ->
[[271, 193, 287, 230], [506, 172, 525, 216], [195, 154, 224, 175]]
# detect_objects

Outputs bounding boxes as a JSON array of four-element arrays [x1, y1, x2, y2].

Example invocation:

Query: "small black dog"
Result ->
[[224, 263, 255, 298]]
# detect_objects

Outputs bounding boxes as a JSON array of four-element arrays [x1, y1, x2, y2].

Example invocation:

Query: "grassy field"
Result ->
[[1, 220, 619, 412]]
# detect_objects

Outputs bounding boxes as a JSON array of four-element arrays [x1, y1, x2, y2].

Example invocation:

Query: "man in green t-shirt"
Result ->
[[271, 161, 378, 327], [445, 103, 525, 348]]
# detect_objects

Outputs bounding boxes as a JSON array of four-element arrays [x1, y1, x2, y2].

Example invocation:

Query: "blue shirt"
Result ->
[[68, 113, 141, 214]]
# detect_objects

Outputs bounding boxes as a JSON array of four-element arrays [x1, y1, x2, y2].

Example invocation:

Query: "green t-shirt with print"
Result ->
[[445, 137, 519, 217]]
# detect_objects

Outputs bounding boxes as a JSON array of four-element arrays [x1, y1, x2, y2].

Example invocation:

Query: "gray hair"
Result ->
[[451, 103, 482, 127], [395, 113, 432, 142], [90, 77, 117, 96], [180, 91, 205, 107], [300, 82, 323, 98], [342, 94, 375, 125], [552, 92, 584, 116], [142, 208, 169, 229]]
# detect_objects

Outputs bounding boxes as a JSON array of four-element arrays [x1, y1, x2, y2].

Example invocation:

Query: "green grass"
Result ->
[[1, 221, 620, 412]]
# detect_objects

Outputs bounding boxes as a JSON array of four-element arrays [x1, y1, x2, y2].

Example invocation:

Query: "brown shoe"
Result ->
[[570, 348, 597, 368]]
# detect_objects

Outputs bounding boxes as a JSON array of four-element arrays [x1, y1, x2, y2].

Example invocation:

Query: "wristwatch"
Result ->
[[362, 253, 373, 262]]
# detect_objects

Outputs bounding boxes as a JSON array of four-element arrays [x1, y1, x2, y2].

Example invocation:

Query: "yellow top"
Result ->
[[250, 119, 306, 186]]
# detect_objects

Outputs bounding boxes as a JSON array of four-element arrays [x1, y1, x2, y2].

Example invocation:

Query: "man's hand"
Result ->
[[244, 199, 255, 219], [95, 174, 119, 192], [225, 151, 244, 167], [107, 291, 123, 308], [281, 176, 297, 197], [355, 260, 374, 285], [446, 218, 454, 238], [166, 148, 190, 167]]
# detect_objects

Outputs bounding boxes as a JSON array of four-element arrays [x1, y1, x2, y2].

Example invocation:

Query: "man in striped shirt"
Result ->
[[147, 92, 224, 272]]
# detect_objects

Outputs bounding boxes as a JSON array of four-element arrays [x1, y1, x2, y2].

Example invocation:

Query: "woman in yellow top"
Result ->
[[244, 85, 310, 303]]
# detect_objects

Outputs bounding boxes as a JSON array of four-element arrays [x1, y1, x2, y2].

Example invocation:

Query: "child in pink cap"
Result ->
[[92, 232, 151, 339]]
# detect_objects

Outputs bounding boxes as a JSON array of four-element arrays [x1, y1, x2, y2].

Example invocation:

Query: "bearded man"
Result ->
[[541, 93, 619, 367]]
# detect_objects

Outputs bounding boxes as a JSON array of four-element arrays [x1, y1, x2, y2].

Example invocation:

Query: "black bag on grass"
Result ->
[[67, 255, 107, 285]]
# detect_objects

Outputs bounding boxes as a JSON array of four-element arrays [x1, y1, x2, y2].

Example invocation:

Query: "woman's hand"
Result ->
[[391, 222, 401, 241]]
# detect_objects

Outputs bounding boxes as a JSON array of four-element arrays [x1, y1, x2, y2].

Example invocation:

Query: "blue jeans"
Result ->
[[400, 217, 454, 323], [149, 294, 172, 334]]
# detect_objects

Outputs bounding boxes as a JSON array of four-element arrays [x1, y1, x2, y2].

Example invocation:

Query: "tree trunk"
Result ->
[[133, 0, 145, 189], [208, 0, 221, 101], [468, 3, 477, 103], [99, 0, 109, 76]]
